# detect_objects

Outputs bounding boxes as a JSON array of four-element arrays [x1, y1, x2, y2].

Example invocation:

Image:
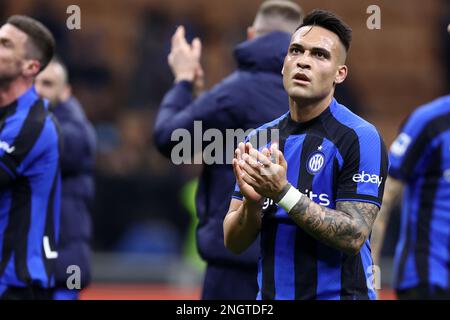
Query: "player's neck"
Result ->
[[289, 91, 334, 123], [0, 77, 33, 107]]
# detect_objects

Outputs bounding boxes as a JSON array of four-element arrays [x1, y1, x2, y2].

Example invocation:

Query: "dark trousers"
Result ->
[[397, 285, 450, 300], [201, 263, 258, 300], [0, 286, 54, 300]]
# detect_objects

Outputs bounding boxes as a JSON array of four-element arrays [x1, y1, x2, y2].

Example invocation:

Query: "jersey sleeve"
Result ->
[[388, 112, 429, 181], [335, 126, 389, 208], [231, 130, 255, 202], [0, 125, 24, 184], [0, 103, 50, 187]]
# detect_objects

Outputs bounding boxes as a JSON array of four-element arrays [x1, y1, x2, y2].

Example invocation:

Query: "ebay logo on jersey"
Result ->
[[352, 171, 383, 187]]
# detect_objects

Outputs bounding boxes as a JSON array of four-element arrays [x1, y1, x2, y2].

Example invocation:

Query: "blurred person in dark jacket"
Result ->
[[154, 0, 303, 299], [35, 58, 96, 300]]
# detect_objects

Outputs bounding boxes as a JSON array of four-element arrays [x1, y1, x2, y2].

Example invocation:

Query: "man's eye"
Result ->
[[315, 52, 326, 58], [290, 48, 300, 54]]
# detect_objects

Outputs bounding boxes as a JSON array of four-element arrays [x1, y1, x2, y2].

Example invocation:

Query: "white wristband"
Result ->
[[277, 185, 303, 213]]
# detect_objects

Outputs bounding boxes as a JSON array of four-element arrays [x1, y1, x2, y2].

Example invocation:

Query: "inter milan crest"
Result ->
[[307, 151, 325, 174]]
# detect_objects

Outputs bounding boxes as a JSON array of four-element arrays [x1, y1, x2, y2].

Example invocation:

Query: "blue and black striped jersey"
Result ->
[[0, 87, 61, 291], [233, 98, 388, 300], [389, 94, 450, 291]]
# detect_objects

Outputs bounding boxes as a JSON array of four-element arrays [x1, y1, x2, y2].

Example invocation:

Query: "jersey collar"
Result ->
[[284, 98, 336, 134]]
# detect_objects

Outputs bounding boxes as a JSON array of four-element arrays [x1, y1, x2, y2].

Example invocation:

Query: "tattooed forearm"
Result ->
[[288, 197, 379, 255]]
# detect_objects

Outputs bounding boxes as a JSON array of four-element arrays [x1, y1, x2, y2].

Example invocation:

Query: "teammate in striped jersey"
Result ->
[[224, 10, 388, 300], [0, 15, 60, 300], [372, 24, 450, 300], [372, 94, 450, 299]]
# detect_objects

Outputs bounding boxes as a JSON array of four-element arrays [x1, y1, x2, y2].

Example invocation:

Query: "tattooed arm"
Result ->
[[283, 184, 379, 255], [238, 142, 380, 255]]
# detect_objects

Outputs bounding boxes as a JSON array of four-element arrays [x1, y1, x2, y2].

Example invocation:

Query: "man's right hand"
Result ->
[[168, 26, 202, 83], [232, 142, 263, 204]]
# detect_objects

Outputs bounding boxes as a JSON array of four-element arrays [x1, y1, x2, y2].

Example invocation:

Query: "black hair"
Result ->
[[7, 15, 55, 72], [297, 9, 352, 51]]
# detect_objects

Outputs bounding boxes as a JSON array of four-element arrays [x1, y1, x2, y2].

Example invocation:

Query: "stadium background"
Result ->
[[1, 0, 449, 299]]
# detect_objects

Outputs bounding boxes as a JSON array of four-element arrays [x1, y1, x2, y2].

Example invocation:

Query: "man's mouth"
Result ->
[[292, 72, 311, 84]]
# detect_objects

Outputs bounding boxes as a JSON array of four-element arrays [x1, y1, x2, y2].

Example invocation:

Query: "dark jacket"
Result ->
[[154, 31, 290, 267], [52, 96, 96, 287]]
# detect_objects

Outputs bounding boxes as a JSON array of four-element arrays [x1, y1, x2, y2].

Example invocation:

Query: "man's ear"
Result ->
[[247, 26, 256, 40], [281, 65, 285, 75], [60, 84, 72, 102], [334, 65, 348, 84], [22, 59, 41, 78]]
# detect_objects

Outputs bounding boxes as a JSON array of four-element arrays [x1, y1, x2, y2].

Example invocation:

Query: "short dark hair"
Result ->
[[7, 15, 55, 72], [297, 9, 352, 51]]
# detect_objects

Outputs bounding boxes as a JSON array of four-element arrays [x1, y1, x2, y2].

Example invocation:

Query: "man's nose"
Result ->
[[296, 52, 311, 69]]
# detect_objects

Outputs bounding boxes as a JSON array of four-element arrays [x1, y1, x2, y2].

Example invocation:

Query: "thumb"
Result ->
[[278, 149, 287, 169], [178, 25, 185, 41], [271, 143, 287, 169], [192, 37, 202, 61], [270, 143, 279, 163]]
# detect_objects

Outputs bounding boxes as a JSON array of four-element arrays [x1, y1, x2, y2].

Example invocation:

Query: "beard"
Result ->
[[0, 61, 22, 86], [0, 73, 17, 85]]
